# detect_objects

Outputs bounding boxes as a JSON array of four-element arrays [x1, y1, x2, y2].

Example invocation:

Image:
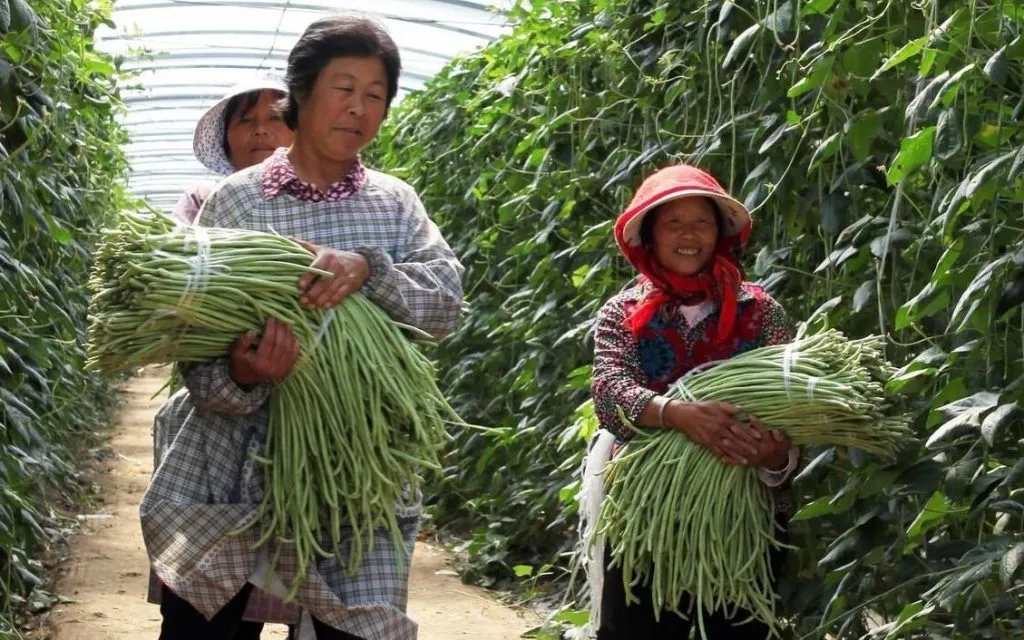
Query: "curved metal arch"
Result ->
[[103, 30, 456, 61], [115, 1, 505, 41]]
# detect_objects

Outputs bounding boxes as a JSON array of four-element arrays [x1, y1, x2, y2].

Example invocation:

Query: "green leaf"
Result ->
[[869, 228, 913, 258], [852, 280, 874, 312], [926, 391, 1000, 448], [809, 131, 841, 171], [886, 601, 933, 639], [553, 609, 590, 626], [802, 0, 837, 15], [759, 122, 796, 154], [906, 490, 952, 538], [931, 237, 964, 284], [931, 64, 976, 110], [1001, 543, 1024, 588], [998, 277, 1024, 317], [974, 122, 1015, 148], [723, 24, 760, 70], [764, 0, 794, 33], [926, 378, 969, 429], [792, 494, 852, 521], [984, 46, 1009, 84], [1009, 144, 1024, 182], [819, 190, 848, 235], [50, 224, 72, 245], [513, 564, 534, 578], [871, 36, 927, 80], [905, 71, 949, 121], [7, 0, 32, 31], [937, 391, 1000, 418], [845, 111, 880, 162], [788, 56, 833, 98], [934, 109, 963, 161], [886, 368, 935, 394], [950, 256, 1009, 331], [83, 52, 115, 77], [981, 403, 1018, 446], [558, 480, 580, 506], [886, 126, 936, 185], [0, 0, 10, 32], [946, 152, 1015, 221], [936, 562, 993, 606], [842, 38, 884, 77], [571, 264, 591, 288], [815, 245, 858, 273]]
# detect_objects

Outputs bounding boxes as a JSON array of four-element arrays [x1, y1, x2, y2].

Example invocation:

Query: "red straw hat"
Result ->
[[614, 164, 752, 255]]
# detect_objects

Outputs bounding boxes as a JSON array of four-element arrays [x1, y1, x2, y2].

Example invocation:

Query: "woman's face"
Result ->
[[650, 197, 720, 277], [225, 90, 293, 170], [297, 56, 389, 163]]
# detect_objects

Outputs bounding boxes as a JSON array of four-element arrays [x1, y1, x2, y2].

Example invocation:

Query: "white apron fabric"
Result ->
[[578, 429, 617, 638]]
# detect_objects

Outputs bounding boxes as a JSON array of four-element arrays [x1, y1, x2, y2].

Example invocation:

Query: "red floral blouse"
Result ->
[[591, 281, 794, 441]]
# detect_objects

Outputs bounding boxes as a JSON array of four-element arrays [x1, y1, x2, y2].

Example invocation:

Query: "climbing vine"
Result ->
[[371, 0, 1024, 634], [0, 0, 129, 634]]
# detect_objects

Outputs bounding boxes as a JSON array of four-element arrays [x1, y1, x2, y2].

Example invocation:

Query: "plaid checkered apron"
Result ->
[[141, 164, 464, 638]]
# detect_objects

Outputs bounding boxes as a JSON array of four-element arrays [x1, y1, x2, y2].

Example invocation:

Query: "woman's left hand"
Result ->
[[294, 239, 369, 309], [717, 416, 790, 469]]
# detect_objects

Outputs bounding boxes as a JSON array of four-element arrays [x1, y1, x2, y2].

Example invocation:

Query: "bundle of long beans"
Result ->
[[87, 212, 460, 599], [598, 330, 909, 638]]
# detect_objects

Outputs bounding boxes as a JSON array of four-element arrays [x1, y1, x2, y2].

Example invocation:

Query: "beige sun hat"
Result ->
[[192, 74, 288, 175]]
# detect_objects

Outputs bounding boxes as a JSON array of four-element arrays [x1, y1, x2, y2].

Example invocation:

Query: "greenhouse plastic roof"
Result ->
[[96, 0, 511, 211]]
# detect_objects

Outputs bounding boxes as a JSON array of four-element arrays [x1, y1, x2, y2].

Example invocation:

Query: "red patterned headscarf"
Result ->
[[613, 165, 753, 342]]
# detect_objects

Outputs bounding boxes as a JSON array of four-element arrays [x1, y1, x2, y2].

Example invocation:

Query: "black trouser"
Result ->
[[598, 517, 789, 640], [159, 584, 363, 640]]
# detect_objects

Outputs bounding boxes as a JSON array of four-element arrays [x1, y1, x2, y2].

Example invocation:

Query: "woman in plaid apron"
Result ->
[[143, 15, 463, 640]]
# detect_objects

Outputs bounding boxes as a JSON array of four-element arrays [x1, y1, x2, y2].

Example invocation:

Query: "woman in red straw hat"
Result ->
[[580, 164, 800, 639]]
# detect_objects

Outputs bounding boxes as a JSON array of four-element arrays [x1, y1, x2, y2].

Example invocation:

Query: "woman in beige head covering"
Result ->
[[171, 75, 295, 224], [151, 75, 302, 640]]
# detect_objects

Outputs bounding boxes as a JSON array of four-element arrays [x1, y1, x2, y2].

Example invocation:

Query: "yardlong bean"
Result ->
[[87, 212, 461, 599], [598, 329, 909, 638]]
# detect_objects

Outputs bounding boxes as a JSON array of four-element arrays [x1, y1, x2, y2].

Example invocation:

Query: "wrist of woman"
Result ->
[[764, 448, 792, 472], [228, 360, 260, 387], [662, 399, 694, 433]]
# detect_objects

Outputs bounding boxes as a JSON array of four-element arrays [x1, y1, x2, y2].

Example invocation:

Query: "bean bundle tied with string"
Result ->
[[86, 211, 460, 600], [597, 329, 910, 638]]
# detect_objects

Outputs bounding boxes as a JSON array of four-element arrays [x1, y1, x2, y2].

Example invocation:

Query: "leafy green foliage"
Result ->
[[370, 0, 1024, 634], [0, 0, 128, 633]]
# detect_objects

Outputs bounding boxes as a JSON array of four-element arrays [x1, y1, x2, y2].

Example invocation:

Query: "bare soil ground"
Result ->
[[40, 369, 542, 640]]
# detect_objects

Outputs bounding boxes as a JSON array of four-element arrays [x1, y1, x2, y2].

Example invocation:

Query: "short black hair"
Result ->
[[222, 89, 285, 159], [639, 197, 725, 249], [281, 15, 402, 129]]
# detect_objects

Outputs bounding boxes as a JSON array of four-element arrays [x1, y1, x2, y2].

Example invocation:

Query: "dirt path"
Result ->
[[47, 369, 541, 639]]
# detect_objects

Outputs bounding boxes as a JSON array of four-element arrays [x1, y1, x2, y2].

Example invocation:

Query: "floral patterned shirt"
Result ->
[[592, 280, 793, 438], [590, 281, 797, 507], [260, 147, 368, 202]]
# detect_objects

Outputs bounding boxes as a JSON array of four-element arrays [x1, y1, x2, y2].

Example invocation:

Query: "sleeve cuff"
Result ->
[[758, 445, 800, 488], [352, 246, 394, 295]]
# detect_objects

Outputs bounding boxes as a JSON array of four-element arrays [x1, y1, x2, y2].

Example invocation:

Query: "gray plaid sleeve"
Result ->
[[183, 178, 272, 415], [354, 186, 464, 339], [181, 359, 272, 415]]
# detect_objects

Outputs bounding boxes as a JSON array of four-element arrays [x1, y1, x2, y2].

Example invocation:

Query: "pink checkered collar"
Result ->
[[260, 148, 367, 202]]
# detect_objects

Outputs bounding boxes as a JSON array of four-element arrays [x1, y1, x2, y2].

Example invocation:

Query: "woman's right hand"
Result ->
[[663, 400, 753, 464], [228, 317, 300, 386]]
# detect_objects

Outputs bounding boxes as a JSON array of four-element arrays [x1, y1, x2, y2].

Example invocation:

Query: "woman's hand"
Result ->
[[229, 317, 300, 385], [294, 239, 369, 309], [664, 401, 789, 467], [718, 416, 791, 468], [663, 400, 746, 461]]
